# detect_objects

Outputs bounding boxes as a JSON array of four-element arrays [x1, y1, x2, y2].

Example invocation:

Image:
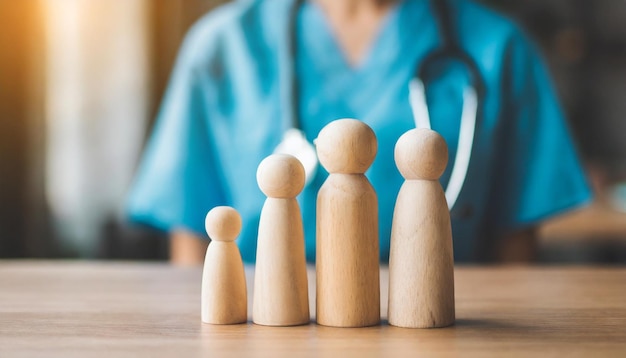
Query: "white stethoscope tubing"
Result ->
[[276, 0, 477, 212], [409, 79, 477, 210]]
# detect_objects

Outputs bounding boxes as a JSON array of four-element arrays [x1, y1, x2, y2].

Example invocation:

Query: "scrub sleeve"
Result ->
[[126, 26, 226, 237], [487, 30, 592, 231]]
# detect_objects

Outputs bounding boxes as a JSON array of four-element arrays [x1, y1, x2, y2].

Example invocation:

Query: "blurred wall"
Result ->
[[0, 0, 48, 258], [41, 0, 224, 258], [43, 0, 151, 256], [0, 0, 223, 259], [488, 0, 626, 178]]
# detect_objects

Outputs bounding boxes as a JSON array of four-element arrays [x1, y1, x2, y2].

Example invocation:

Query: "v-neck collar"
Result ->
[[295, 0, 436, 124], [297, 0, 436, 78], [301, 0, 407, 75]]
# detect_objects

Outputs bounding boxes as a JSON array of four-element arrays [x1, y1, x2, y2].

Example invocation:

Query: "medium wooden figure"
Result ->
[[201, 206, 247, 325], [388, 128, 455, 328], [253, 154, 310, 326], [316, 118, 380, 328]]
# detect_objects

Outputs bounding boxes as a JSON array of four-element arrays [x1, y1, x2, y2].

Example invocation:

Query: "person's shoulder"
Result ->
[[453, 0, 526, 47], [179, 0, 288, 71], [178, 1, 256, 63], [451, 0, 538, 66], [455, 0, 519, 34]]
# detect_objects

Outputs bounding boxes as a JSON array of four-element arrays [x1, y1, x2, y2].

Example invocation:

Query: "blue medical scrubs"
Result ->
[[127, 0, 592, 262]]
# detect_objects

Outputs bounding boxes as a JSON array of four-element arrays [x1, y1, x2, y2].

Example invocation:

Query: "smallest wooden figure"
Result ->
[[253, 154, 309, 326], [201, 206, 247, 325], [388, 128, 455, 328]]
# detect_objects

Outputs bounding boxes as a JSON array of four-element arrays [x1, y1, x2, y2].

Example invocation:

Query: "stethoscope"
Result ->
[[274, 0, 485, 212]]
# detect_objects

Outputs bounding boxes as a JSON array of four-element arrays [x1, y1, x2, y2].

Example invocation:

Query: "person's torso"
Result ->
[[197, 0, 520, 262]]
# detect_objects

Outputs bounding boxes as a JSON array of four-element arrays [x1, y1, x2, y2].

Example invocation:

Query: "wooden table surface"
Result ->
[[1, 261, 625, 357]]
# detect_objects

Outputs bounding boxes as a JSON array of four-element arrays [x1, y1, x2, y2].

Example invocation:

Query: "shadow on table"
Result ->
[[198, 317, 591, 355]]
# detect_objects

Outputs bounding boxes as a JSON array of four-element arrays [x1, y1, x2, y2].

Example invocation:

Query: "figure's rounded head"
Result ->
[[316, 119, 377, 174], [257, 154, 305, 198], [394, 128, 448, 180], [205, 206, 242, 242]]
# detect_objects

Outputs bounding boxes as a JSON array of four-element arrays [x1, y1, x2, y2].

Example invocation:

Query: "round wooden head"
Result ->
[[257, 154, 305, 198], [204, 206, 242, 242], [395, 128, 448, 180], [316, 119, 377, 174]]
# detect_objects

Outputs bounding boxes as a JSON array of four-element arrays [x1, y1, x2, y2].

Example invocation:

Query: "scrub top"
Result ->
[[127, 0, 592, 262]]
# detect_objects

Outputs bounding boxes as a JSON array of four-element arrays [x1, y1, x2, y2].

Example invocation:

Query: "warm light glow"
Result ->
[[42, 0, 151, 255]]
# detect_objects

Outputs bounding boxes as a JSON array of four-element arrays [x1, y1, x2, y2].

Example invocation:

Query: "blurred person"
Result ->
[[127, 0, 591, 265]]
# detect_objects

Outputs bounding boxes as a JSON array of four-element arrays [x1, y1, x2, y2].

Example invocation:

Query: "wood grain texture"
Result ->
[[254, 198, 309, 326], [1, 262, 626, 357], [388, 180, 455, 328], [254, 154, 309, 326], [201, 242, 247, 324], [316, 174, 381, 327], [388, 128, 454, 328], [201, 207, 247, 324], [315, 119, 381, 328]]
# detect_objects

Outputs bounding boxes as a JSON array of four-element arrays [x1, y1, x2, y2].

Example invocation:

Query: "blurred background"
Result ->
[[1, 0, 625, 263]]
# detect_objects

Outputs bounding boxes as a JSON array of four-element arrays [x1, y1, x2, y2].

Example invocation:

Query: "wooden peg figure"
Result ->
[[316, 118, 380, 328], [253, 154, 310, 326], [201, 206, 247, 325], [388, 128, 455, 328]]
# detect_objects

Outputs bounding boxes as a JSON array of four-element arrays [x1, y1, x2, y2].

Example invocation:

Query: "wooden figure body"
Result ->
[[201, 206, 247, 325], [388, 128, 455, 328], [253, 154, 309, 326], [315, 119, 380, 328]]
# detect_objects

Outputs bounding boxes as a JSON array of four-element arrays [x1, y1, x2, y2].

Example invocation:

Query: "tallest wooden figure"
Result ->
[[315, 119, 380, 328]]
